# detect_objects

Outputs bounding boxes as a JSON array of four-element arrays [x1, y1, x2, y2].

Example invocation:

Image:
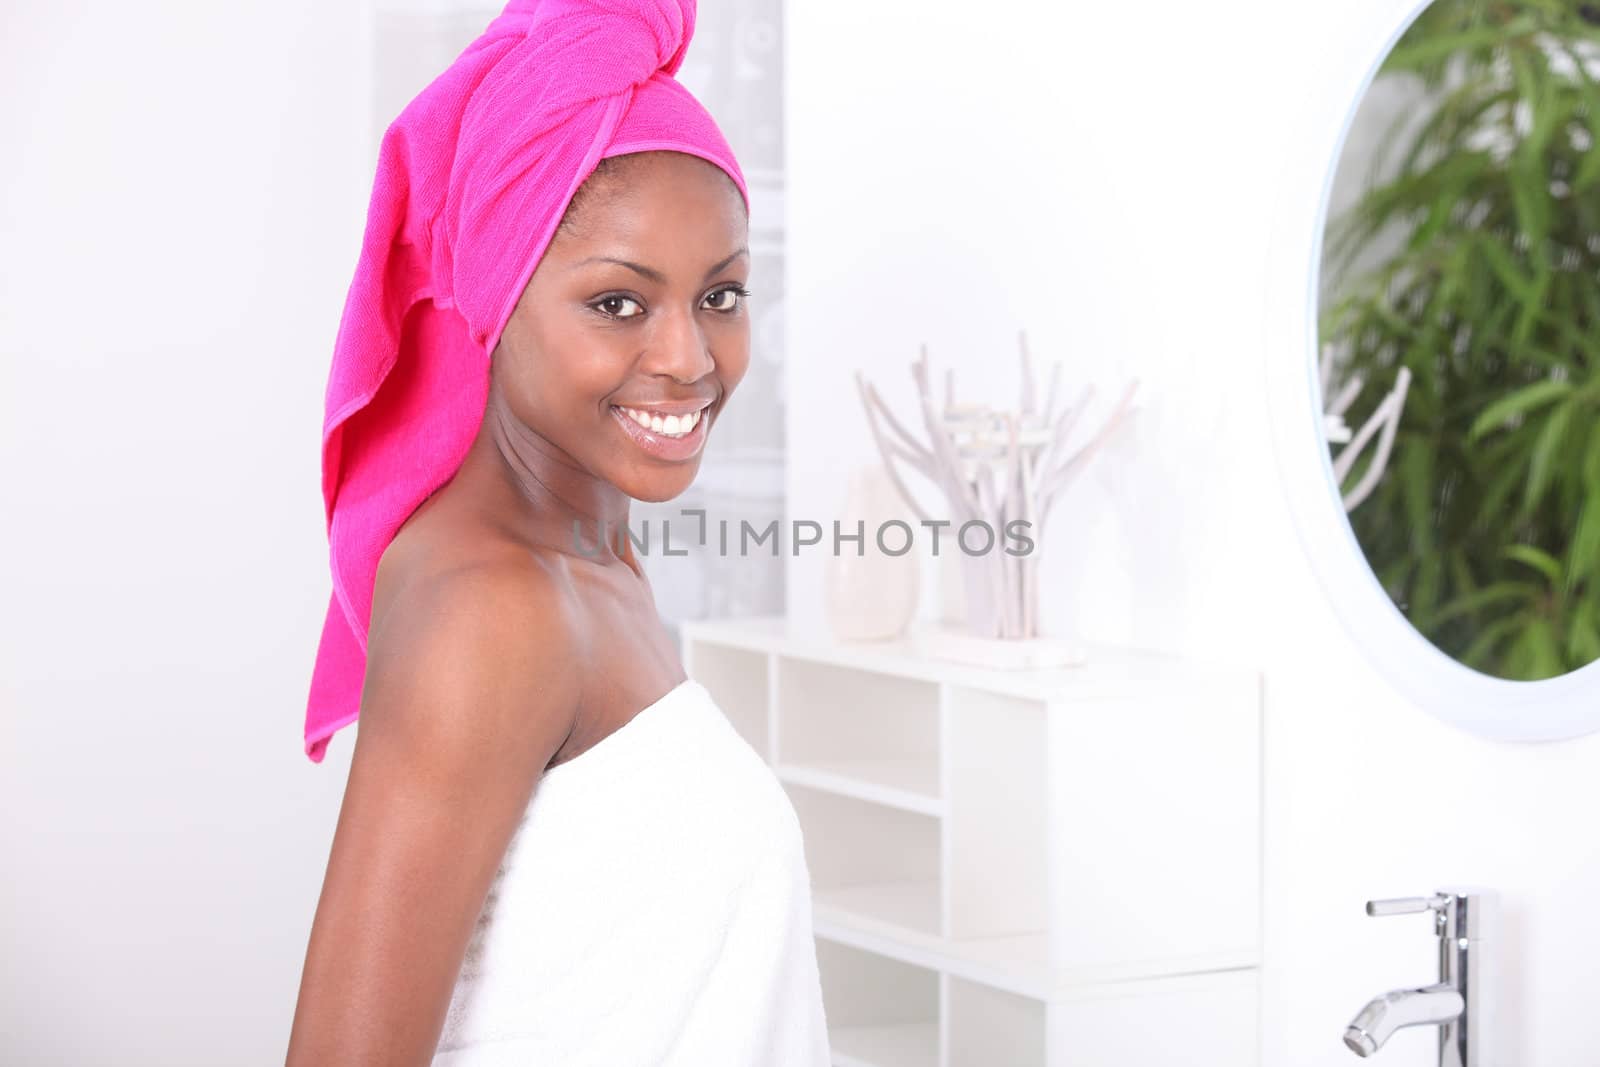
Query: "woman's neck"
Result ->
[[453, 386, 636, 570]]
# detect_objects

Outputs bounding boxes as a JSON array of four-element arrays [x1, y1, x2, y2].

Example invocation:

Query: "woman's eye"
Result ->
[[596, 295, 644, 319], [705, 286, 751, 312]]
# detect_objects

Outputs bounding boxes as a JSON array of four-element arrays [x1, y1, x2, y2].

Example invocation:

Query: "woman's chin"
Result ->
[[614, 463, 701, 505]]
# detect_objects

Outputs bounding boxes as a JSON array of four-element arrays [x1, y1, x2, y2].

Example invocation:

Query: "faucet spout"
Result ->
[[1343, 983, 1465, 1057]]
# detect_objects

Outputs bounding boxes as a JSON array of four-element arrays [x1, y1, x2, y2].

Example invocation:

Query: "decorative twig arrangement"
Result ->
[[1320, 343, 1412, 513], [854, 331, 1139, 640]]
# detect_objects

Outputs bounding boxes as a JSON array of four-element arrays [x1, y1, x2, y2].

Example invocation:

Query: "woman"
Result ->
[[285, 2, 831, 1064]]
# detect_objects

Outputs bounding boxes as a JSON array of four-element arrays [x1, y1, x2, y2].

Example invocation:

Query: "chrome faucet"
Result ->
[[1343, 888, 1495, 1066]]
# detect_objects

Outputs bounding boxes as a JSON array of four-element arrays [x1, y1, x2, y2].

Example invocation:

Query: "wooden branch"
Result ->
[[910, 345, 985, 520], [967, 473, 1000, 636], [1035, 383, 1094, 495], [858, 374, 936, 467], [1039, 379, 1139, 523], [1339, 366, 1412, 511], [857, 378, 940, 482], [1020, 441, 1039, 638], [1003, 411, 1024, 636], [855, 370, 937, 524], [1326, 374, 1363, 421], [1041, 359, 1063, 426], [1330, 365, 1408, 486]]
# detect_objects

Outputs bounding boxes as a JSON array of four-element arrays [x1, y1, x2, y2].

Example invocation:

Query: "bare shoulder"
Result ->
[[363, 545, 584, 777]]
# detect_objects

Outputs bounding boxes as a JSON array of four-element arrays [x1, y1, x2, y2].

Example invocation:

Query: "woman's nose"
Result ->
[[643, 308, 717, 382]]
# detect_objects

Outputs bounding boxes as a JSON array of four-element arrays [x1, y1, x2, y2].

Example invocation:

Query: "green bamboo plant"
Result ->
[[1320, 0, 1600, 680]]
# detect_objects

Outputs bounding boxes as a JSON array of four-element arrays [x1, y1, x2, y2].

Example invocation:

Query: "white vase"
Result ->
[[823, 462, 920, 641]]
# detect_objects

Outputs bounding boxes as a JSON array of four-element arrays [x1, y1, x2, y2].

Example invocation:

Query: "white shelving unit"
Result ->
[[681, 615, 1262, 1067]]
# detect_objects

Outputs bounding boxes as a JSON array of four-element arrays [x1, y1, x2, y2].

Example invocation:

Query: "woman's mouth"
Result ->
[[610, 401, 712, 461]]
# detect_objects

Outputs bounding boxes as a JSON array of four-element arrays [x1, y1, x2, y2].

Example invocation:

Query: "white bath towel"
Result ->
[[431, 678, 831, 1066]]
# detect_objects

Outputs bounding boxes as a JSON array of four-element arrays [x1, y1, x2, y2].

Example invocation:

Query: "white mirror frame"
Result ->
[[1264, 0, 1600, 742]]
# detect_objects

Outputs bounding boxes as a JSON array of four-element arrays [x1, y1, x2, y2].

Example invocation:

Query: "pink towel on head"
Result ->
[[303, 0, 749, 762]]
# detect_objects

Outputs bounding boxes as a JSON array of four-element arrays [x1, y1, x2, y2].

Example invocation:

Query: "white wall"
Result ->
[[1, 2, 368, 1062], [784, 1, 1600, 1065]]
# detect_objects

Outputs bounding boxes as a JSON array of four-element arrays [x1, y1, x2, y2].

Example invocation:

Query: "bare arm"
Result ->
[[286, 562, 580, 1066]]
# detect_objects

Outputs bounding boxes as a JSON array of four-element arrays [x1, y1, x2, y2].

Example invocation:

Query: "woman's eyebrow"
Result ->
[[572, 247, 748, 283], [703, 247, 749, 278]]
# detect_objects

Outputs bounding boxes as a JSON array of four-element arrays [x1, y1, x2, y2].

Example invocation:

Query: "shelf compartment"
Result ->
[[946, 976, 1045, 1067], [776, 757, 943, 816], [787, 782, 942, 939], [814, 880, 942, 941], [814, 921, 1052, 1002], [815, 939, 938, 1067], [775, 658, 941, 811], [684, 640, 771, 759]]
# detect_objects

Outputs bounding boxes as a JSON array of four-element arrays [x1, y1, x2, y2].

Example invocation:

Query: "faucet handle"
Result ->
[[1364, 893, 1450, 917]]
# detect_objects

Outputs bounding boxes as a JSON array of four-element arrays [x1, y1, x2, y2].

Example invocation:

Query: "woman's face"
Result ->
[[493, 150, 750, 505]]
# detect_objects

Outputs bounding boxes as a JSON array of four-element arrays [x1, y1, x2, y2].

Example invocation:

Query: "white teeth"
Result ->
[[617, 405, 704, 438]]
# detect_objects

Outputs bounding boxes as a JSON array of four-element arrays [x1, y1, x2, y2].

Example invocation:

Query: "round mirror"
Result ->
[[1268, 0, 1600, 739]]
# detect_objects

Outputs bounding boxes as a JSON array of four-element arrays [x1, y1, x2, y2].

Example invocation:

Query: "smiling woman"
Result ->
[[285, 2, 831, 1064]]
